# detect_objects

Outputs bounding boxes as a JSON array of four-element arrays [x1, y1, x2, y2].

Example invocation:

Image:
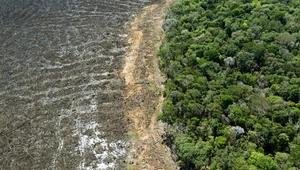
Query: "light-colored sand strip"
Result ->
[[121, 0, 179, 169]]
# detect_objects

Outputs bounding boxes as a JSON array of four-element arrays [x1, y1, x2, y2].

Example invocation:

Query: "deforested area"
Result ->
[[159, 0, 300, 169], [121, 0, 178, 169], [0, 0, 161, 169]]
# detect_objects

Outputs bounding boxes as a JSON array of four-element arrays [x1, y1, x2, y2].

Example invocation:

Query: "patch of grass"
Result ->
[[127, 164, 138, 170], [127, 131, 139, 140]]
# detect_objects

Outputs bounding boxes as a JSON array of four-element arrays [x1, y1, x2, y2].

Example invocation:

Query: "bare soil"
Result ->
[[121, 0, 179, 169], [0, 0, 158, 169]]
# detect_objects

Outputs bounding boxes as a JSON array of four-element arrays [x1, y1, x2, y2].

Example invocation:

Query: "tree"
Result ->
[[159, 100, 175, 123], [235, 51, 258, 73], [217, 95, 234, 109], [232, 157, 249, 170], [204, 48, 221, 63], [290, 136, 300, 168], [276, 32, 296, 49], [247, 152, 278, 170], [166, 60, 182, 78], [275, 152, 292, 170], [175, 135, 212, 169]]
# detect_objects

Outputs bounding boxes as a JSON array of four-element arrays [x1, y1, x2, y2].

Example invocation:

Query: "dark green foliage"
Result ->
[[159, 0, 300, 169]]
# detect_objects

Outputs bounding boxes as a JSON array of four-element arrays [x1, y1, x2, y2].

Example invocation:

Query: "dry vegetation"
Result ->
[[122, 0, 179, 169]]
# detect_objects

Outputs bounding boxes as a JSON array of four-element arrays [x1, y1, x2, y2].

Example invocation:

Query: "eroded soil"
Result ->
[[122, 0, 179, 169]]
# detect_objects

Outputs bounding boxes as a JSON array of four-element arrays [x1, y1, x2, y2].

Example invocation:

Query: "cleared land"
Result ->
[[122, 0, 178, 169], [0, 0, 160, 169]]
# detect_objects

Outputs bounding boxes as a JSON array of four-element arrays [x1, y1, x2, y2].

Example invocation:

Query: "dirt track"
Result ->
[[122, 0, 179, 169]]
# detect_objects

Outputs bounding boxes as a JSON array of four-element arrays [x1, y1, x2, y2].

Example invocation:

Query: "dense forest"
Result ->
[[158, 0, 300, 169]]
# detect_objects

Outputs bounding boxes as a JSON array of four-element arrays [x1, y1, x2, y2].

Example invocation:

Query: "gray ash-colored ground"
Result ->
[[0, 0, 158, 169]]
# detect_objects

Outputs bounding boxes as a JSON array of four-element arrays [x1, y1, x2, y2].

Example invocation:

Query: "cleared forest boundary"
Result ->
[[121, 0, 179, 169]]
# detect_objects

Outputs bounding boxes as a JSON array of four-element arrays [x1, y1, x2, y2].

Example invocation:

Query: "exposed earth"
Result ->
[[122, 0, 178, 169], [0, 0, 177, 169]]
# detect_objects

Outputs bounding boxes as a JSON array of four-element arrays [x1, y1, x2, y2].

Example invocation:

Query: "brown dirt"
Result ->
[[121, 0, 179, 169]]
